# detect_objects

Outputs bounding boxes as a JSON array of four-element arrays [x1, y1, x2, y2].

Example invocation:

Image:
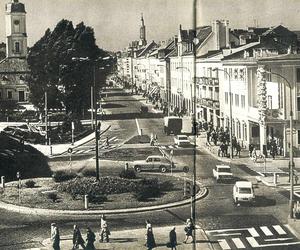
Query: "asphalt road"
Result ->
[[0, 88, 298, 249]]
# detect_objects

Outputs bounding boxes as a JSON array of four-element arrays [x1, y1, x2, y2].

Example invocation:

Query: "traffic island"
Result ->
[[0, 172, 207, 216]]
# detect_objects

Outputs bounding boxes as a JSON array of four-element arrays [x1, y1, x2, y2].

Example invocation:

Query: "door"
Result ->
[[18, 91, 25, 102]]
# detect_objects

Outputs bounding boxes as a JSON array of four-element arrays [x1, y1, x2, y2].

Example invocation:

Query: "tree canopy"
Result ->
[[27, 19, 113, 117]]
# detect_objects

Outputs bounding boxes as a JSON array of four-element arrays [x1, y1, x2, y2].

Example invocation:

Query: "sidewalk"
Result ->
[[28, 123, 110, 157], [41, 225, 213, 250]]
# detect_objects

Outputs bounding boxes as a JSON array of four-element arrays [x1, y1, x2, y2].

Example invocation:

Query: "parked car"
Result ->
[[213, 165, 233, 182], [233, 181, 255, 205], [174, 135, 190, 147]]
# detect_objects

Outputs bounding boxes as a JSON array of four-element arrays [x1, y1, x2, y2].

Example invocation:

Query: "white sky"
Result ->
[[0, 0, 299, 51]]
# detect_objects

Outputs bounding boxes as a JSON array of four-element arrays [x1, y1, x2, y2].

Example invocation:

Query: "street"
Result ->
[[0, 88, 299, 249]]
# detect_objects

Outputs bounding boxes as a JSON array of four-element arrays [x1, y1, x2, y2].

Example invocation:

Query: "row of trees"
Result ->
[[27, 19, 115, 118]]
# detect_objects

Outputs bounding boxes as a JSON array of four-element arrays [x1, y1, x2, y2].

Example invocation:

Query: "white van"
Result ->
[[233, 181, 255, 204]]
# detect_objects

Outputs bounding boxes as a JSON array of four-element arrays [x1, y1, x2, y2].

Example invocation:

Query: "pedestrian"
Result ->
[[145, 220, 156, 250], [100, 214, 110, 243], [249, 143, 254, 158], [295, 175, 299, 185], [85, 227, 96, 250], [167, 226, 177, 250], [183, 218, 195, 244], [50, 223, 60, 250], [206, 131, 211, 145], [72, 224, 85, 250], [106, 136, 110, 147], [236, 142, 241, 158]]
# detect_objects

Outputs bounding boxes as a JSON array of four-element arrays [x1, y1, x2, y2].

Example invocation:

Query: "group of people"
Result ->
[[145, 218, 196, 250], [51, 217, 196, 250], [50, 215, 110, 250]]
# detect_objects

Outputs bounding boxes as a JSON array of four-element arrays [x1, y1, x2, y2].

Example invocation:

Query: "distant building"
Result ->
[[0, 0, 30, 103]]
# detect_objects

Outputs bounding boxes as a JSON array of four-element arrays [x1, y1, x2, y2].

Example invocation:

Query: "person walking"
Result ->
[[50, 223, 60, 250], [85, 227, 96, 250], [236, 142, 241, 158], [168, 227, 177, 250], [106, 136, 110, 147], [72, 225, 85, 250], [183, 218, 195, 244], [100, 214, 110, 243], [145, 220, 156, 250]]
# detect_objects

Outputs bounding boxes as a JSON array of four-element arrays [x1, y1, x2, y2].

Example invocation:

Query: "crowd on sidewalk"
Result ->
[[50, 216, 197, 250]]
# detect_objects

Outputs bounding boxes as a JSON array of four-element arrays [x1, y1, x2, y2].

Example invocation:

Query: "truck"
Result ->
[[164, 116, 182, 135]]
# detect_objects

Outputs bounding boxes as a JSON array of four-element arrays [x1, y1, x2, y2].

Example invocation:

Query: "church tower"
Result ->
[[5, 0, 27, 58], [139, 13, 147, 47]]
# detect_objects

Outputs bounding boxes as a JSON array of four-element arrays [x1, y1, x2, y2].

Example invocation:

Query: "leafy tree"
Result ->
[[0, 99, 19, 118], [27, 19, 113, 117]]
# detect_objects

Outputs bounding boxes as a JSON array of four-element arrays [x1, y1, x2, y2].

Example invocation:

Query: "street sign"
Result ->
[[67, 148, 73, 154], [71, 122, 74, 130]]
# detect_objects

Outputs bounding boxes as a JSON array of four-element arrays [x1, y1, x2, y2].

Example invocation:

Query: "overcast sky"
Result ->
[[0, 0, 300, 51]]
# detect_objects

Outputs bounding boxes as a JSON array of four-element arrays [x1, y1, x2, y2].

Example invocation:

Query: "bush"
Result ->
[[87, 192, 108, 203], [52, 170, 77, 182], [119, 169, 136, 179], [134, 178, 161, 201], [24, 180, 36, 188], [81, 169, 96, 177], [47, 192, 58, 202]]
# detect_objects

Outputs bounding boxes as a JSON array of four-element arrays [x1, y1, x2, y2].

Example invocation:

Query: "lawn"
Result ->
[[0, 174, 189, 210]]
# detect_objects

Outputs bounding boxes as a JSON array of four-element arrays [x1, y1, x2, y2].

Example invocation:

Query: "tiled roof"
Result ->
[[137, 41, 157, 57], [0, 58, 29, 73]]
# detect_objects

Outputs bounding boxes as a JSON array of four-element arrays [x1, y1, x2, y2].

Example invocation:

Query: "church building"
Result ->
[[0, 0, 30, 103]]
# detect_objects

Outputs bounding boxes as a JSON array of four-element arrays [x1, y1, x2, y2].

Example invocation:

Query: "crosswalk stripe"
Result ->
[[85, 149, 94, 153], [248, 228, 259, 237], [246, 237, 259, 247], [273, 225, 287, 235], [218, 239, 231, 250], [76, 150, 85, 154], [232, 238, 246, 248], [109, 136, 117, 142], [260, 226, 273, 236]]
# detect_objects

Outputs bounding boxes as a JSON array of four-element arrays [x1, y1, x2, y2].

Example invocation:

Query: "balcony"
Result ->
[[197, 98, 220, 109], [195, 76, 219, 86]]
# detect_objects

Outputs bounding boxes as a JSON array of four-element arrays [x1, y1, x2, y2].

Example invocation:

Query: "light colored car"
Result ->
[[174, 135, 190, 146], [213, 165, 233, 182], [233, 181, 255, 204], [132, 155, 175, 173]]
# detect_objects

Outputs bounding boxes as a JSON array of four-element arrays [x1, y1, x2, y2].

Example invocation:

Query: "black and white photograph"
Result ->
[[1, 0, 300, 249]]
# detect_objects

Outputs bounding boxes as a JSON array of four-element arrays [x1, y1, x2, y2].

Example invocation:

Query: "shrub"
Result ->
[[24, 180, 36, 188], [47, 192, 58, 202], [134, 178, 161, 201], [119, 169, 136, 179], [87, 192, 108, 203], [52, 170, 77, 182], [81, 169, 96, 177]]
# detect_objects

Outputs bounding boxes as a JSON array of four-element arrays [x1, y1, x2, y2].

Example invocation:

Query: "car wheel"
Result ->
[[183, 166, 189, 173], [134, 165, 141, 172], [160, 166, 167, 173]]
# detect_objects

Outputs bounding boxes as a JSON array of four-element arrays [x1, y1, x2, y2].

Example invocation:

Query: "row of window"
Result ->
[[224, 68, 246, 81], [225, 92, 246, 108], [0, 90, 26, 102]]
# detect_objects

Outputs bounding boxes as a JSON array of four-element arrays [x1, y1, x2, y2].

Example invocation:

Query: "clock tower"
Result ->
[[5, 0, 27, 58]]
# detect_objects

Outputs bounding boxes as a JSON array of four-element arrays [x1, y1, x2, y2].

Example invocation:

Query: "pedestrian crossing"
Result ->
[[66, 136, 119, 155], [159, 145, 179, 150], [206, 224, 300, 249], [280, 184, 300, 198]]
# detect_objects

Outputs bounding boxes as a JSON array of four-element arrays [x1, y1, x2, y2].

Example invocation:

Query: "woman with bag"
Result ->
[[72, 224, 85, 249]]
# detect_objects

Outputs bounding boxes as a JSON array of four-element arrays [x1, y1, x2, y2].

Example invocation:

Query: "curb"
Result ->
[[0, 179, 208, 217]]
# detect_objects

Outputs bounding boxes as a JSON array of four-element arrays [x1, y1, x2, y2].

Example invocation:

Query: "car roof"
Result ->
[[148, 155, 165, 158], [235, 181, 252, 187], [216, 165, 230, 168]]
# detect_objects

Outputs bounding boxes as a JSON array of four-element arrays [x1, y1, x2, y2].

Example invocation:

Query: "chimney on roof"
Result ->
[[212, 20, 230, 50]]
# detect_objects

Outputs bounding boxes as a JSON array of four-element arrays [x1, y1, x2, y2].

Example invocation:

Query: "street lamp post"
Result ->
[[213, 68, 233, 159], [267, 71, 294, 218]]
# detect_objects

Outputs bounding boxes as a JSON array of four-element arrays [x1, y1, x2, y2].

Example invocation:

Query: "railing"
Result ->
[[195, 76, 219, 86]]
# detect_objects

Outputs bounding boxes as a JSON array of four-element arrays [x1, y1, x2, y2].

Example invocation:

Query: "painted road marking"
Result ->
[[216, 233, 242, 237], [260, 226, 273, 236], [135, 118, 141, 135], [207, 227, 250, 233], [232, 237, 246, 248], [248, 228, 259, 237], [264, 237, 293, 242], [273, 225, 287, 235], [218, 239, 231, 250], [76, 150, 85, 154], [246, 237, 259, 247]]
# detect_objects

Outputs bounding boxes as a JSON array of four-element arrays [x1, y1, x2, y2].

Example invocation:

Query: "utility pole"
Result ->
[[94, 64, 100, 181], [91, 86, 94, 129]]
